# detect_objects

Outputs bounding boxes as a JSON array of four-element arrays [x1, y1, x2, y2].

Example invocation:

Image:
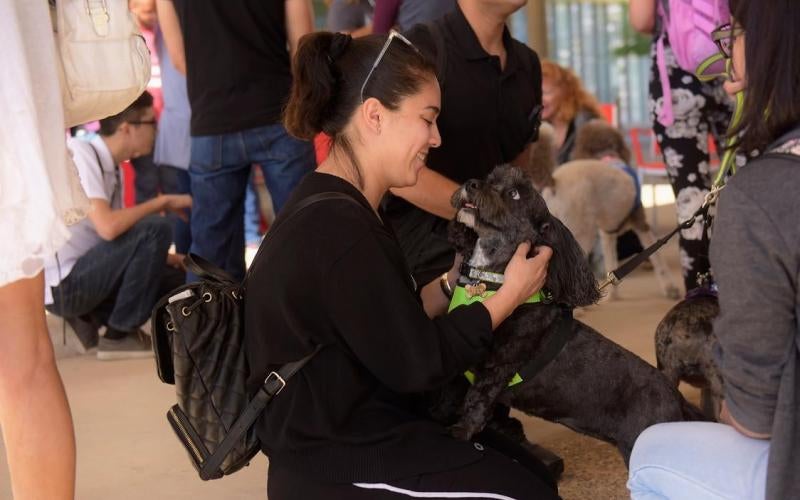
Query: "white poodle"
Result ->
[[525, 121, 680, 300]]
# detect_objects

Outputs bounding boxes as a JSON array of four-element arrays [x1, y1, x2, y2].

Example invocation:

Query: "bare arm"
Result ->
[[87, 194, 191, 241], [629, 0, 657, 34], [285, 0, 315, 58], [390, 167, 460, 220], [155, 0, 186, 74]]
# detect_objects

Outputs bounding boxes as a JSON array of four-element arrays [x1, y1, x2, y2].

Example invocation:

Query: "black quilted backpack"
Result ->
[[151, 192, 358, 480]]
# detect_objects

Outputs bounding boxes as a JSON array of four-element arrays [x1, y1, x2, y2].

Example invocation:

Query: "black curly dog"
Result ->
[[655, 289, 723, 420], [433, 165, 706, 465]]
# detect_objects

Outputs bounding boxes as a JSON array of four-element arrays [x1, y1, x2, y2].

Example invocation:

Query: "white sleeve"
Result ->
[[67, 139, 110, 202]]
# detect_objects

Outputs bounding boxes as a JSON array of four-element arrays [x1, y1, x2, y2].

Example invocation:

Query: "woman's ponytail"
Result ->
[[284, 32, 352, 140]]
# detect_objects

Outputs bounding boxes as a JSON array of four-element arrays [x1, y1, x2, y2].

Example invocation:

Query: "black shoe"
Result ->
[[520, 440, 565, 483], [65, 315, 100, 351]]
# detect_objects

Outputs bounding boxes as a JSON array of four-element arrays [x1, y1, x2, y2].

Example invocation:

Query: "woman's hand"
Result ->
[[502, 242, 552, 305]]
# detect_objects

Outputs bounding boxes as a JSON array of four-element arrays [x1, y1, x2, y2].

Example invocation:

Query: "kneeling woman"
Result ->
[[244, 31, 558, 500]]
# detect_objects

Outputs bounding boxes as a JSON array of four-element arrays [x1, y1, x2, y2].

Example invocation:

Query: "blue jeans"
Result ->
[[159, 164, 192, 254], [188, 123, 314, 281], [244, 167, 263, 246], [628, 422, 770, 500], [46, 216, 182, 331]]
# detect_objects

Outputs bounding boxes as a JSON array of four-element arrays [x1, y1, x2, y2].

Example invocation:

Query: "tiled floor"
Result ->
[[1, 204, 692, 500]]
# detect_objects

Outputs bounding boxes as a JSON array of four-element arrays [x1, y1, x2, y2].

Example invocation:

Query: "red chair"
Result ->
[[598, 102, 619, 127]]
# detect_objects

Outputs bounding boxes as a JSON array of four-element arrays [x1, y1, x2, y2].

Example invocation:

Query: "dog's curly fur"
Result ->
[[655, 290, 723, 420], [526, 121, 680, 300], [434, 165, 705, 465]]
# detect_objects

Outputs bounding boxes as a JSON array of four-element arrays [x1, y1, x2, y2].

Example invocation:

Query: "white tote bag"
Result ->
[[52, 0, 151, 128]]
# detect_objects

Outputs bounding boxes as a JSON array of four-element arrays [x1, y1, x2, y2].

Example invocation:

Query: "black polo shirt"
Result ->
[[173, 0, 292, 136], [382, 6, 542, 285], [406, 5, 542, 183]]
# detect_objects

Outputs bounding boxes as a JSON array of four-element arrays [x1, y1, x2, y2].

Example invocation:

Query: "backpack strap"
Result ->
[[199, 344, 325, 480], [241, 191, 368, 286], [196, 191, 368, 479]]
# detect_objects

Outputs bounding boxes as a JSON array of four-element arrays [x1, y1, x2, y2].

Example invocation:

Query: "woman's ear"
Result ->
[[360, 97, 383, 136]]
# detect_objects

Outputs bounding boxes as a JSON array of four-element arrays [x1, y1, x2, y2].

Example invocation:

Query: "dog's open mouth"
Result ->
[[456, 201, 478, 228]]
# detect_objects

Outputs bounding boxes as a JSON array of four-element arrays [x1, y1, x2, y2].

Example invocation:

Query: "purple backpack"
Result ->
[[656, 0, 730, 126]]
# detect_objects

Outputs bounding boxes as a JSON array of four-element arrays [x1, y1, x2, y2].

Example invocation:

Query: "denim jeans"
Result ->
[[188, 123, 315, 281], [628, 422, 770, 500], [159, 164, 192, 254], [244, 167, 263, 246], [46, 216, 182, 331]]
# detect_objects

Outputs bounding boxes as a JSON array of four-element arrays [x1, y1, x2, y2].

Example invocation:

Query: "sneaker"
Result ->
[[65, 315, 100, 352], [97, 330, 153, 361]]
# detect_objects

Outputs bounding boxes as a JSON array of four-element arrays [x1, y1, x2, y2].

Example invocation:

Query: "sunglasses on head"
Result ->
[[360, 30, 420, 103]]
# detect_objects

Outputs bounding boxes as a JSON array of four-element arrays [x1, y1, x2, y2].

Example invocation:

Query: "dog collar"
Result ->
[[447, 285, 547, 313], [460, 263, 506, 285]]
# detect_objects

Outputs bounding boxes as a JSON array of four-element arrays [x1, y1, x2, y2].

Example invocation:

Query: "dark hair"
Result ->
[[283, 31, 437, 186], [728, 0, 800, 153], [98, 91, 154, 136], [571, 120, 631, 164]]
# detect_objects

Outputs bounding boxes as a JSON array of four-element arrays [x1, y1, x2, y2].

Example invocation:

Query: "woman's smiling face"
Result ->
[[380, 77, 442, 188]]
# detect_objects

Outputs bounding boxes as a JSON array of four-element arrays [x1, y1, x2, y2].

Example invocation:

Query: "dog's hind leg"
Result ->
[[631, 208, 681, 299]]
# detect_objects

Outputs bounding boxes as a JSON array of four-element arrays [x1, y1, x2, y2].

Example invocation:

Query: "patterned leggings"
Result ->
[[648, 42, 734, 292]]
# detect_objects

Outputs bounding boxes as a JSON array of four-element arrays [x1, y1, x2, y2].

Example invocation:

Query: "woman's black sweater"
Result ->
[[244, 172, 493, 482]]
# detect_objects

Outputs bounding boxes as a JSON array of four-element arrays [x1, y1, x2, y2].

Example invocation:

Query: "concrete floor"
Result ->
[[1, 203, 690, 500]]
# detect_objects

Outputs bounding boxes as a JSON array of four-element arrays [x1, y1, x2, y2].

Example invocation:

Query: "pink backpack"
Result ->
[[656, 0, 730, 126]]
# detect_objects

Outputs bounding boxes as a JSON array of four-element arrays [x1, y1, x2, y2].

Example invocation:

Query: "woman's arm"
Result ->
[[285, 0, 315, 58], [711, 179, 795, 438], [629, 0, 657, 34], [390, 166, 460, 220], [155, 0, 186, 74]]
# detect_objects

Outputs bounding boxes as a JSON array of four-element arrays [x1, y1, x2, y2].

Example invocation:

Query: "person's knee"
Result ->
[[134, 215, 174, 250], [0, 327, 57, 397]]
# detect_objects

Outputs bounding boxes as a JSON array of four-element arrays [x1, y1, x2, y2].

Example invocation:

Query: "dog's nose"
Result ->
[[466, 179, 480, 192]]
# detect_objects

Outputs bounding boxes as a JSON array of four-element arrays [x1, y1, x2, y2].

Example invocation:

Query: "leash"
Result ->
[[598, 186, 722, 290], [600, 54, 744, 292]]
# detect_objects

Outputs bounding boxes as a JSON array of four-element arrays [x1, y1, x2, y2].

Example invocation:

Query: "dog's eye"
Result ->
[[508, 189, 520, 200]]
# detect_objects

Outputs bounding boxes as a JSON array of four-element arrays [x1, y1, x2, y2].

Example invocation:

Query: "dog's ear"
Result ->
[[541, 215, 601, 307]]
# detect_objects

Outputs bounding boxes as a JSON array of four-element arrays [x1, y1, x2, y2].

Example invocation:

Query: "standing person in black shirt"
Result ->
[[245, 30, 558, 500], [383, 0, 544, 316], [163, 0, 317, 281]]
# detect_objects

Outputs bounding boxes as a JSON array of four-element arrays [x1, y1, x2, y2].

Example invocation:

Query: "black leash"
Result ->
[[599, 187, 720, 290]]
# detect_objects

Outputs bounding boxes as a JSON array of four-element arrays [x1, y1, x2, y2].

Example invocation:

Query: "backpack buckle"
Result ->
[[263, 371, 286, 396]]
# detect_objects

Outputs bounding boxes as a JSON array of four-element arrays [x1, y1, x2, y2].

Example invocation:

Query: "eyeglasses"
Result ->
[[711, 23, 745, 59], [360, 29, 420, 103]]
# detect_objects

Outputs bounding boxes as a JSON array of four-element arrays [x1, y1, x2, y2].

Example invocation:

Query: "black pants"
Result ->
[[267, 443, 560, 500], [648, 40, 733, 292]]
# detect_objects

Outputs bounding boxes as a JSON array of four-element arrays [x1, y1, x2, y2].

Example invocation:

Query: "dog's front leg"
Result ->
[[451, 353, 521, 441]]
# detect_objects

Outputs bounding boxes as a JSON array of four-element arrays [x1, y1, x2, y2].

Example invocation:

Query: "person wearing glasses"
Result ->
[[44, 92, 192, 360], [629, 0, 735, 296], [628, 1, 800, 498], [245, 31, 558, 499]]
